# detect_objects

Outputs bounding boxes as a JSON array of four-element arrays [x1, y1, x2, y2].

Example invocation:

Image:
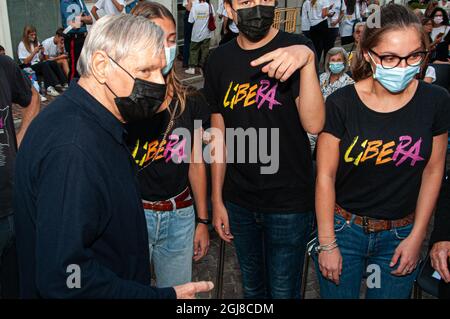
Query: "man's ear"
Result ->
[[91, 50, 110, 84]]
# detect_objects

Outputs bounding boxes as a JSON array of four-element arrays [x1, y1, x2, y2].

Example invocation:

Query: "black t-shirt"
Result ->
[[204, 31, 315, 213], [126, 93, 210, 201], [324, 82, 450, 220], [0, 55, 32, 218]]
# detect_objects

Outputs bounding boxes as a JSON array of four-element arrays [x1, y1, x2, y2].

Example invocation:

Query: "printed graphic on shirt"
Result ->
[[131, 134, 187, 167], [344, 135, 424, 167], [223, 80, 282, 110], [0, 106, 11, 167]]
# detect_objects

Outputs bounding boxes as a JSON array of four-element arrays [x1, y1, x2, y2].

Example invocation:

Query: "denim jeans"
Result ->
[[144, 205, 195, 288], [312, 213, 419, 299], [226, 201, 314, 299], [0, 214, 15, 297]]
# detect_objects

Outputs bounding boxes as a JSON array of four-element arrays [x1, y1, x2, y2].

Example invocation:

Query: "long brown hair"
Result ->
[[22, 25, 38, 53], [351, 4, 429, 82], [131, 1, 191, 117]]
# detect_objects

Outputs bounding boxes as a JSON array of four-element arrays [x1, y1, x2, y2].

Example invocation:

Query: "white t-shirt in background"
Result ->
[[328, 0, 346, 28], [183, 0, 199, 10], [18, 41, 41, 65], [189, 2, 215, 42], [431, 26, 450, 42], [302, 0, 311, 31], [305, 0, 329, 27], [42, 37, 60, 59], [340, 5, 361, 37], [425, 66, 437, 83], [94, 0, 125, 15]]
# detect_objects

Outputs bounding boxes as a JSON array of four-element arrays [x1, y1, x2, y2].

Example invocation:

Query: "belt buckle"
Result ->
[[362, 216, 372, 234]]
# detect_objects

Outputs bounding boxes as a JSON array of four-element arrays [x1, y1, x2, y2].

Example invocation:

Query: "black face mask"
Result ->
[[236, 5, 275, 42], [105, 55, 166, 123]]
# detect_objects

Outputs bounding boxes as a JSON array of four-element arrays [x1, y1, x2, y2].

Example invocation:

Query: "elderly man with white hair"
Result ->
[[13, 14, 213, 299]]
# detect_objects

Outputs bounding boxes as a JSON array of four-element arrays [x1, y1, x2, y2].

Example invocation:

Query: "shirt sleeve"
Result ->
[[7, 56, 32, 107], [203, 53, 221, 114], [42, 39, 50, 56], [425, 66, 436, 83], [432, 89, 450, 136], [94, 0, 104, 9], [188, 6, 195, 23], [18, 42, 31, 62], [34, 144, 176, 299], [323, 94, 346, 139]]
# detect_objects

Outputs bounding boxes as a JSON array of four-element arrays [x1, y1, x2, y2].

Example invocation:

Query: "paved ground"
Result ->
[[12, 58, 437, 300]]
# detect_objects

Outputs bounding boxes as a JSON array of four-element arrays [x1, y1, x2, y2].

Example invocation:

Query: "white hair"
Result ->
[[324, 47, 349, 74], [77, 14, 163, 76]]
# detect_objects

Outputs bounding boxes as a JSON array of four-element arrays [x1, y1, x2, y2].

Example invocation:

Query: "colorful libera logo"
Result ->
[[344, 135, 424, 167]]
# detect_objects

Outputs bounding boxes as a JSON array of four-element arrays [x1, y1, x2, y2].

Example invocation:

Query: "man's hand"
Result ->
[[430, 241, 450, 283], [193, 224, 210, 261], [213, 202, 234, 243], [174, 281, 214, 299], [250, 45, 315, 82]]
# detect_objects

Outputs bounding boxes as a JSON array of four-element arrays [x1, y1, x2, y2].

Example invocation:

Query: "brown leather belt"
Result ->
[[142, 188, 193, 211], [335, 204, 414, 234]]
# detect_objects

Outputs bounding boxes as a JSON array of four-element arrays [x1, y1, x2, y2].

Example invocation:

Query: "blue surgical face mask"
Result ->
[[162, 45, 176, 76], [329, 62, 345, 74], [368, 52, 420, 93]]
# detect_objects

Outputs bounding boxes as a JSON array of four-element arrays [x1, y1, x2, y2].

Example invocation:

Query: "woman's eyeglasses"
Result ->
[[369, 49, 428, 69]]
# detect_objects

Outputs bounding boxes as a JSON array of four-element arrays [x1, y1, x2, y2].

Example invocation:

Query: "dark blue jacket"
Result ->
[[14, 82, 176, 299]]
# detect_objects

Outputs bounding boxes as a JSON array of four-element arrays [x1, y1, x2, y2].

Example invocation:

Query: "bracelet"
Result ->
[[196, 218, 211, 225], [316, 240, 338, 253]]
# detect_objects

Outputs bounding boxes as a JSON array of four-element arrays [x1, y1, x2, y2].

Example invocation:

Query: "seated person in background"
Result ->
[[347, 22, 365, 65], [320, 47, 355, 100], [309, 47, 354, 153], [18, 25, 67, 97], [423, 64, 437, 84], [42, 28, 70, 80]]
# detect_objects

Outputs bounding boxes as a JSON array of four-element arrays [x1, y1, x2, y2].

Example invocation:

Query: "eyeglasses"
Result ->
[[368, 49, 427, 69]]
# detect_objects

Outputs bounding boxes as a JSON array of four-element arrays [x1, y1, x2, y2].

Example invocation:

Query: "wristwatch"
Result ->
[[196, 218, 211, 225]]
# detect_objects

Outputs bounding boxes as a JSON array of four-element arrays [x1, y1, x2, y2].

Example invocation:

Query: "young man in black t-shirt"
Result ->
[[0, 55, 40, 297], [204, 0, 324, 298]]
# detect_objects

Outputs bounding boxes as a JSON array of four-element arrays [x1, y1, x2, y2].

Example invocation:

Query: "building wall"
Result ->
[[0, 0, 13, 57], [7, 0, 61, 61]]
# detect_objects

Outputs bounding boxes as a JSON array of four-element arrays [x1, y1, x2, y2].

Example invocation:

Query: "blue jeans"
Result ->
[[226, 201, 314, 299], [312, 213, 419, 299], [144, 205, 195, 288], [0, 214, 15, 296]]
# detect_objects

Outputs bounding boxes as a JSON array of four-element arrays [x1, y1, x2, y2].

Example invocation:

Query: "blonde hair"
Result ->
[[22, 25, 38, 53]]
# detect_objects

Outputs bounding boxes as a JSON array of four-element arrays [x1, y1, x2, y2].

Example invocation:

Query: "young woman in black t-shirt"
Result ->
[[313, 4, 450, 299], [128, 2, 210, 288]]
